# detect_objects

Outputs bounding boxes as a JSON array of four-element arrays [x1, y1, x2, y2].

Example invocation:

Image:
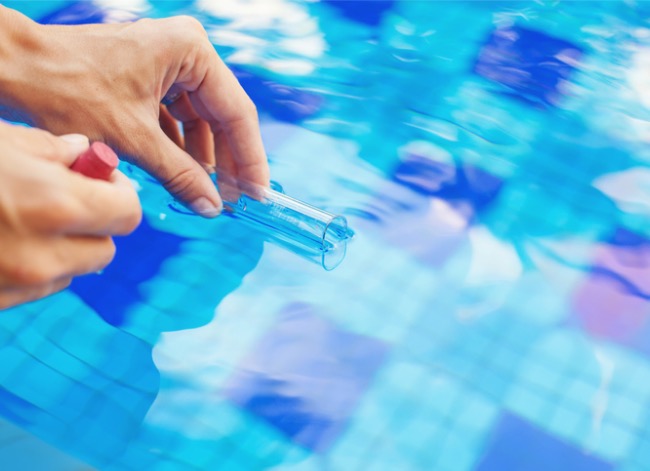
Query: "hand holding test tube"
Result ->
[[72, 145, 354, 271]]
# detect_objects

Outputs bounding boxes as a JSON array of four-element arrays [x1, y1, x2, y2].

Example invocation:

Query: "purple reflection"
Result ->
[[572, 230, 650, 353], [357, 152, 501, 267], [223, 303, 389, 452]]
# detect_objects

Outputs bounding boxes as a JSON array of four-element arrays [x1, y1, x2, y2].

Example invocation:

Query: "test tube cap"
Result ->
[[70, 142, 119, 181]]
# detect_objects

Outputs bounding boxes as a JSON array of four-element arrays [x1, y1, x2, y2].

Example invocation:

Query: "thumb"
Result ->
[[129, 128, 222, 218], [16, 126, 90, 166], [58, 134, 91, 163], [0, 122, 91, 167]]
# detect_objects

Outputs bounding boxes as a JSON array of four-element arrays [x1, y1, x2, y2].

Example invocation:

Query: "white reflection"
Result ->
[[628, 46, 650, 109], [465, 226, 522, 286], [457, 227, 522, 321], [399, 140, 455, 165], [198, 0, 325, 75], [95, 0, 149, 9], [94, 0, 150, 22], [589, 348, 614, 444], [428, 199, 467, 231], [593, 167, 650, 216]]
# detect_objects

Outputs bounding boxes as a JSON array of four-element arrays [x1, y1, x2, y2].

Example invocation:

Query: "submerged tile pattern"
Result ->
[[224, 304, 389, 452], [1, 1, 650, 471]]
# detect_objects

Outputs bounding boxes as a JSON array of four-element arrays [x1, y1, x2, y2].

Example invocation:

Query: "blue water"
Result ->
[[2, 1, 650, 470]]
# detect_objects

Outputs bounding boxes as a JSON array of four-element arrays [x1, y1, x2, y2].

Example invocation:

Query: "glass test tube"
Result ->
[[222, 174, 353, 270], [171, 173, 354, 271]]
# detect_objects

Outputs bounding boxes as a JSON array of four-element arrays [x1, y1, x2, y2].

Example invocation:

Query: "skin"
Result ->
[[0, 7, 270, 215], [0, 7, 270, 308], [0, 122, 141, 309]]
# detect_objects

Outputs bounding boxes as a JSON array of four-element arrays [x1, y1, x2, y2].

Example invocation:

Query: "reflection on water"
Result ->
[[2, 0, 650, 470]]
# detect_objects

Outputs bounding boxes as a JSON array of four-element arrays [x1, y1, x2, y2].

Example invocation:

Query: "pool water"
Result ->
[[2, 1, 650, 470]]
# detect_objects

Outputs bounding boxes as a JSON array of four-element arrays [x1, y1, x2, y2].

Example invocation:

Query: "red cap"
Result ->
[[70, 142, 119, 181]]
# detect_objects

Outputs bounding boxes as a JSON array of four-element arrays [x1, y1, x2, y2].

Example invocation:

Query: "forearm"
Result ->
[[0, 6, 45, 123]]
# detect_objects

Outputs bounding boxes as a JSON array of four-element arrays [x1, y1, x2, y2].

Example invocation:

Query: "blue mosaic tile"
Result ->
[[2, 1, 72, 20], [474, 26, 583, 106], [323, 0, 395, 26], [4, 360, 76, 412], [476, 413, 614, 471], [70, 218, 188, 327], [0, 418, 90, 471], [223, 303, 389, 452], [3, 1, 649, 469], [0, 388, 38, 427]]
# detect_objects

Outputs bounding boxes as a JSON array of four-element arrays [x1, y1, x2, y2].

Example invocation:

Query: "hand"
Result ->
[[0, 10, 270, 217], [0, 122, 141, 310]]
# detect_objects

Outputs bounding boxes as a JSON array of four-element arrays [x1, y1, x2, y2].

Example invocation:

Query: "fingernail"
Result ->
[[60, 133, 90, 154], [190, 197, 222, 218]]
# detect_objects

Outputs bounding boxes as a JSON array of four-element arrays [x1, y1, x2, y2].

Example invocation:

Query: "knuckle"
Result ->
[[0, 295, 14, 311], [164, 15, 207, 46], [65, 238, 115, 277], [198, 39, 216, 58], [174, 15, 206, 35], [0, 291, 25, 311], [44, 279, 71, 299], [224, 98, 258, 130], [47, 193, 83, 229], [121, 205, 143, 235], [44, 280, 71, 301], [97, 238, 117, 269], [10, 262, 55, 287], [163, 166, 201, 200], [135, 17, 154, 28], [243, 98, 258, 118], [34, 129, 67, 162]]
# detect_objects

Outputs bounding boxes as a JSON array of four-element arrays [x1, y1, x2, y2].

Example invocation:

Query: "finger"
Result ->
[[168, 94, 237, 200], [212, 125, 241, 203], [185, 119, 215, 170], [0, 278, 72, 311], [50, 167, 143, 236], [50, 235, 116, 278], [128, 127, 222, 218], [178, 54, 269, 187], [0, 235, 114, 288], [167, 93, 215, 169], [166, 91, 198, 122], [3, 124, 90, 165], [213, 125, 237, 177], [159, 18, 268, 186], [159, 105, 184, 148]]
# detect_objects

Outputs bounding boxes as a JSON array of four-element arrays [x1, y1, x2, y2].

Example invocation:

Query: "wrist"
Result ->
[[0, 7, 49, 123], [0, 10, 143, 134]]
